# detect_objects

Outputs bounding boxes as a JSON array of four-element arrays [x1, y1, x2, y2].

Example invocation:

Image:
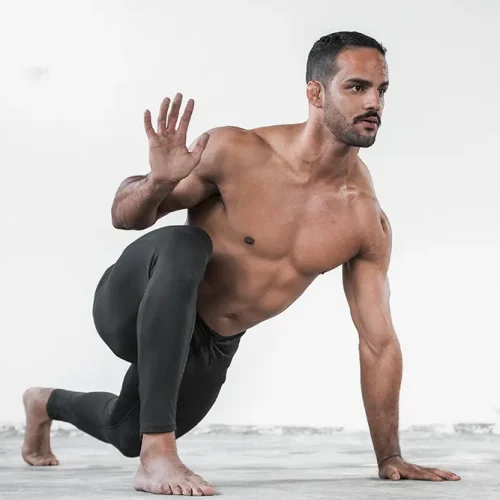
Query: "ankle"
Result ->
[[140, 432, 178, 459]]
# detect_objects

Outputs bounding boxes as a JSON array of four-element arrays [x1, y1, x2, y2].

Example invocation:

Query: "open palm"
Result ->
[[143, 93, 209, 184]]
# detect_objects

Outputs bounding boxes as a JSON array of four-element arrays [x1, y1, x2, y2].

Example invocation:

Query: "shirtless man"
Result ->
[[22, 31, 461, 495]]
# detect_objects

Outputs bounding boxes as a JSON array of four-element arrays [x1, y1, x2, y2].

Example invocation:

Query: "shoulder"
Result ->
[[203, 126, 273, 172], [189, 126, 270, 184], [206, 123, 299, 163], [250, 123, 301, 156], [352, 162, 392, 263], [206, 126, 272, 154]]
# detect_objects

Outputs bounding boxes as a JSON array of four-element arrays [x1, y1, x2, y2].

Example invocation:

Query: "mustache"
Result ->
[[354, 112, 381, 125]]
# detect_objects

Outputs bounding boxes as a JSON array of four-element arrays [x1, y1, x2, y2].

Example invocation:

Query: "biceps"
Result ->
[[354, 299, 396, 356], [353, 290, 392, 335], [343, 264, 394, 344]]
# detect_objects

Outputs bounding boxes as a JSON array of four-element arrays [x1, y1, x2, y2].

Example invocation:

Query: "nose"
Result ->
[[363, 89, 382, 112]]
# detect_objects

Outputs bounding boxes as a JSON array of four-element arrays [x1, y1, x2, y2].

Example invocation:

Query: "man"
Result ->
[[22, 31, 461, 496]]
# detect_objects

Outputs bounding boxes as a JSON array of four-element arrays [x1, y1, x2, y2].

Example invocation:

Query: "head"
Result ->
[[306, 31, 389, 148]]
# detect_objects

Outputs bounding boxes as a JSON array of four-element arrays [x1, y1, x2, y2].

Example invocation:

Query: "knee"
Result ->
[[155, 226, 212, 257], [152, 226, 213, 279], [119, 437, 141, 458], [111, 433, 141, 458], [185, 225, 213, 254]]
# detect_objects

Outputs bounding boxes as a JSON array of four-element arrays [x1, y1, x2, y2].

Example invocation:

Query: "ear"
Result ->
[[306, 81, 323, 108]]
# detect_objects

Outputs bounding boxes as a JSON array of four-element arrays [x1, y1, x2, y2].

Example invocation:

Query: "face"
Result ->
[[321, 48, 389, 148]]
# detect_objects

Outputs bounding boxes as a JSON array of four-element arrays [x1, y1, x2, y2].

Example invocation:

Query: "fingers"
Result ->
[[177, 98, 195, 136], [382, 462, 461, 482], [386, 465, 442, 482], [406, 468, 443, 482], [146, 93, 195, 140], [426, 467, 461, 481], [143, 110, 156, 139], [157, 97, 170, 134], [166, 93, 183, 131]]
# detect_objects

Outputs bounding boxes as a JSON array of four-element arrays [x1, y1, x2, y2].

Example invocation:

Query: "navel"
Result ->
[[244, 236, 255, 245]]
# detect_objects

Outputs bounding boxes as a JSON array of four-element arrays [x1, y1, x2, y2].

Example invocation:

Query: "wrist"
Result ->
[[378, 454, 402, 467], [147, 172, 181, 191]]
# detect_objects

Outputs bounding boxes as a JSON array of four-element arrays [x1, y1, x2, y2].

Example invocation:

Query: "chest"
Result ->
[[219, 173, 363, 274]]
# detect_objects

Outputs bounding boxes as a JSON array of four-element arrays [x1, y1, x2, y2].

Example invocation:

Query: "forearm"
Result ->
[[111, 173, 178, 230], [359, 338, 403, 465]]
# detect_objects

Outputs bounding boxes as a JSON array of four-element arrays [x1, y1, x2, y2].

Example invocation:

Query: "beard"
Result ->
[[323, 98, 379, 148]]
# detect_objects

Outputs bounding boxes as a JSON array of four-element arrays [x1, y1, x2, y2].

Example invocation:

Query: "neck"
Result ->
[[290, 119, 359, 181]]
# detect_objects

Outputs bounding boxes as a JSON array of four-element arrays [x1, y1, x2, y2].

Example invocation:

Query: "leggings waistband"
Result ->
[[196, 313, 246, 342]]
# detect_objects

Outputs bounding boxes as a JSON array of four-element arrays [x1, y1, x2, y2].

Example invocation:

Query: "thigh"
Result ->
[[92, 226, 213, 363], [92, 238, 156, 362]]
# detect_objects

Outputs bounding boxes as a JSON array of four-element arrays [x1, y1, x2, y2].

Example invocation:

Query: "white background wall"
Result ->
[[1, 0, 499, 431]]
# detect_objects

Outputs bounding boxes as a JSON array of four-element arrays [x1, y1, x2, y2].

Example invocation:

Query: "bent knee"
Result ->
[[115, 434, 141, 458], [152, 226, 213, 256], [149, 226, 213, 277]]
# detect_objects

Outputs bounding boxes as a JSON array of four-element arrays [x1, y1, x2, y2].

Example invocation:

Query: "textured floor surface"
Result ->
[[0, 428, 499, 499]]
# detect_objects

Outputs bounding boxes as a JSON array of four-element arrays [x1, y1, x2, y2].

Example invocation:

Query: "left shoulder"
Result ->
[[355, 197, 392, 262], [352, 162, 392, 263]]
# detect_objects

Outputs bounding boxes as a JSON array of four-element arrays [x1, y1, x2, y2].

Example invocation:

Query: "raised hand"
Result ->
[[379, 456, 461, 482], [143, 93, 210, 185]]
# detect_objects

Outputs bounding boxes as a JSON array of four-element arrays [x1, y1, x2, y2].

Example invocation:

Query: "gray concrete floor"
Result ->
[[1, 430, 499, 499]]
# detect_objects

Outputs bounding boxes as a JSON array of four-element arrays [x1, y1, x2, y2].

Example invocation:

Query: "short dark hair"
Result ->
[[306, 31, 387, 86]]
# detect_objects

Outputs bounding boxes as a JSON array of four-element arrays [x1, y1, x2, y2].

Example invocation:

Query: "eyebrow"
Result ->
[[344, 78, 390, 87]]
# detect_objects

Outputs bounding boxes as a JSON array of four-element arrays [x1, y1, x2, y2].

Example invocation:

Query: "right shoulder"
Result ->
[[204, 125, 271, 155], [196, 126, 272, 181]]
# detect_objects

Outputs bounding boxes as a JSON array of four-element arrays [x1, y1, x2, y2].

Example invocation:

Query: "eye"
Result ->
[[379, 88, 387, 96], [353, 85, 363, 92]]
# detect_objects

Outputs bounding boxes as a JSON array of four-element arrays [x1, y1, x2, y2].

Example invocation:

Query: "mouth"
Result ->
[[358, 118, 379, 129]]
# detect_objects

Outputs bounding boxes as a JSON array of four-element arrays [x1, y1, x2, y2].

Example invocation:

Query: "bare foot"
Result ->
[[22, 387, 59, 466], [134, 433, 215, 496]]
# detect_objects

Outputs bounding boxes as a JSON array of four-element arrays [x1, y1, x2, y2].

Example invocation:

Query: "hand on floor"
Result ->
[[378, 456, 461, 481]]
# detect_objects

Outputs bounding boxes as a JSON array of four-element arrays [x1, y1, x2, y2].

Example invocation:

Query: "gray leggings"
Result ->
[[46, 225, 245, 457]]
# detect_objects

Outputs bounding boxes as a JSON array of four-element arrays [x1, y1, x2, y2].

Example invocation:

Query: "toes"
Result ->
[[26, 456, 42, 466], [36, 456, 59, 466], [160, 483, 173, 495], [190, 474, 215, 495], [169, 483, 183, 495], [199, 483, 215, 496], [180, 483, 193, 495], [186, 480, 204, 496]]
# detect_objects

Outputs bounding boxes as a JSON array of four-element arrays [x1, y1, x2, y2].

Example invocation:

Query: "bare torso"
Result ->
[[190, 124, 382, 336]]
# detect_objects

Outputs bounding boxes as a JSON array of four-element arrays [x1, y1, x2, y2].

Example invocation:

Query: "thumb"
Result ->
[[390, 470, 400, 481], [190, 133, 210, 166], [381, 465, 400, 481]]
